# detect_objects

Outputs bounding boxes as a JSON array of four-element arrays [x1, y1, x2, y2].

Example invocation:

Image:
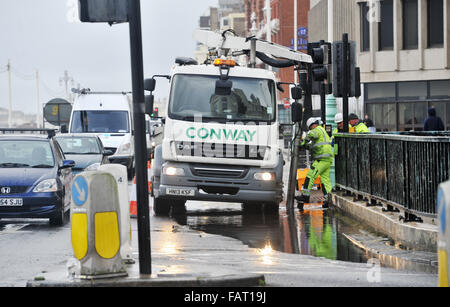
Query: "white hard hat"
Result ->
[[306, 117, 319, 129], [335, 113, 343, 124]]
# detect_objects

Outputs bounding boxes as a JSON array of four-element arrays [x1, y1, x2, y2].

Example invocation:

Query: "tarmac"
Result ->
[[26, 212, 266, 287]]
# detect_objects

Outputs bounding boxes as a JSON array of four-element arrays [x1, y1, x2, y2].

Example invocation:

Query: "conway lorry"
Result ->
[[150, 30, 312, 215]]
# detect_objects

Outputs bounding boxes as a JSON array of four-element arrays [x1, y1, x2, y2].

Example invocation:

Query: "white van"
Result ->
[[68, 91, 135, 177]]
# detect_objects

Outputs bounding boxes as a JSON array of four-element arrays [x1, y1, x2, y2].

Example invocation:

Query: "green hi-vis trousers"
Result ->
[[302, 159, 333, 200]]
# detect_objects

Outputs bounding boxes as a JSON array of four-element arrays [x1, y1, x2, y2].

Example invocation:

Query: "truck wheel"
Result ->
[[242, 202, 261, 214], [170, 200, 187, 215], [263, 202, 280, 215], [153, 198, 171, 216]]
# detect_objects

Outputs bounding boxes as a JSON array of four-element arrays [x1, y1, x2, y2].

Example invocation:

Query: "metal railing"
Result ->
[[334, 131, 450, 220]]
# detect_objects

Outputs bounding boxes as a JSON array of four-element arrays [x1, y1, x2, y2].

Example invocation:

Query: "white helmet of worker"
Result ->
[[335, 113, 343, 124], [306, 117, 319, 129]]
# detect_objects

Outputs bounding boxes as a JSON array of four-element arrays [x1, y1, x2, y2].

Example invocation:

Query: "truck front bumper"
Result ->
[[154, 161, 283, 204]]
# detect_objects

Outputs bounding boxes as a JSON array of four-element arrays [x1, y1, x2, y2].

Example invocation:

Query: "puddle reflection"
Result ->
[[174, 202, 369, 264]]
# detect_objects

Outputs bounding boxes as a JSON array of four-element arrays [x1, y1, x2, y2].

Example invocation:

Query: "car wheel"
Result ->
[[50, 207, 66, 226]]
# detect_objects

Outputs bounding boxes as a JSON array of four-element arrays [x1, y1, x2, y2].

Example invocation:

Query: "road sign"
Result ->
[[43, 99, 72, 127], [73, 176, 88, 207], [284, 100, 290, 109]]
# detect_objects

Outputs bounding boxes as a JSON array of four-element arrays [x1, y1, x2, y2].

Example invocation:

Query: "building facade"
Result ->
[[309, 0, 450, 131], [244, 0, 311, 101]]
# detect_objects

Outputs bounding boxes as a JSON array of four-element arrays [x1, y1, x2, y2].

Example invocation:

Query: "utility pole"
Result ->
[[35, 70, 41, 128], [7, 60, 12, 128], [59, 70, 74, 103]]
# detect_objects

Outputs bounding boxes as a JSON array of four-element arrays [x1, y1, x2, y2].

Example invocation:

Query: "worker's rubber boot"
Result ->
[[295, 194, 310, 204]]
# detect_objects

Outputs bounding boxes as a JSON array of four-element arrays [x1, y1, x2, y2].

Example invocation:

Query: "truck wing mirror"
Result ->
[[144, 78, 156, 92]]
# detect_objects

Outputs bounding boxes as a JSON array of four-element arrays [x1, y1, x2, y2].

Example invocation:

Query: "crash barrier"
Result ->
[[438, 181, 450, 287], [334, 131, 450, 220], [98, 164, 134, 264], [71, 171, 127, 279]]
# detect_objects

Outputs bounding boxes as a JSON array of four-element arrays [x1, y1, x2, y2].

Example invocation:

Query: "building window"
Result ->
[[399, 102, 426, 131], [360, 2, 370, 52], [447, 103, 450, 129], [366, 103, 396, 131], [403, 0, 418, 50], [379, 0, 394, 51], [428, 0, 444, 48], [366, 82, 396, 101], [398, 81, 427, 100], [430, 80, 450, 97]]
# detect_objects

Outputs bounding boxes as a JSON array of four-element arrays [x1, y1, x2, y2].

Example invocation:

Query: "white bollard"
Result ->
[[98, 164, 134, 264], [438, 181, 450, 287], [71, 171, 127, 279]]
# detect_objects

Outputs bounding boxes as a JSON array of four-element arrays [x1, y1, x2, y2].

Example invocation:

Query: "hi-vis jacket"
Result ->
[[301, 125, 333, 161]]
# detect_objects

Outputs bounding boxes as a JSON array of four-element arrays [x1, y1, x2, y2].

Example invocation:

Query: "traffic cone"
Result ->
[[129, 176, 137, 218]]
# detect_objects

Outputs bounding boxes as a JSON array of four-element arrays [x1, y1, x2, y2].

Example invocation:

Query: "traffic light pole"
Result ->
[[128, 0, 152, 276], [342, 33, 349, 133]]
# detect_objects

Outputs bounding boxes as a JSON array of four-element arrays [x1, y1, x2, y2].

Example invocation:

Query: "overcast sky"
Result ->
[[0, 0, 217, 114]]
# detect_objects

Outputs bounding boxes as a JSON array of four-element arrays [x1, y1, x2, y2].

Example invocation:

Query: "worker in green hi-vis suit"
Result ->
[[296, 118, 333, 209]]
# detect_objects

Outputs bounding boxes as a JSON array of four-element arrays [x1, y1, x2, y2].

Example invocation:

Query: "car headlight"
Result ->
[[254, 172, 275, 181], [163, 166, 185, 176], [33, 179, 59, 193], [116, 142, 131, 155]]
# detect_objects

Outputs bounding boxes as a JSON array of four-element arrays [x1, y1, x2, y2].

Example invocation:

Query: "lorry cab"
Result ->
[[151, 58, 284, 215], [68, 91, 135, 178]]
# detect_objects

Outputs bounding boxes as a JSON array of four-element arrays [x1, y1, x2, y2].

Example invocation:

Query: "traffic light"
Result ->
[[332, 40, 361, 98], [152, 107, 159, 118], [78, 0, 129, 23], [308, 42, 332, 95]]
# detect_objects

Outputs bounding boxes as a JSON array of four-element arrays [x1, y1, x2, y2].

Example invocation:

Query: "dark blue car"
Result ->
[[0, 132, 75, 226]]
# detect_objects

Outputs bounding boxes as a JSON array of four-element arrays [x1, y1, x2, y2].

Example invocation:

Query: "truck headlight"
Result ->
[[163, 166, 185, 176], [254, 172, 275, 181], [116, 142, 131, 155], [33, 179, 59, 193]]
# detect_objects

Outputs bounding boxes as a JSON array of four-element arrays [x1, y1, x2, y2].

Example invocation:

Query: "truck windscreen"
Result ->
[[168, 74, 276, 123], [70, 111, 129, 133]]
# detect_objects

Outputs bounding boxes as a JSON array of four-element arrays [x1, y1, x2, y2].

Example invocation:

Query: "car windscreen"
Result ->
[[56, 137, 101, 154], [168, 74, 276, 123], [70, 111, 129, 133], [0, 140, 55, 168]]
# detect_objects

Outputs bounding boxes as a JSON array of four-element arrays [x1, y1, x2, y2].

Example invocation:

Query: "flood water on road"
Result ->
[[173, 201, 371, 264]]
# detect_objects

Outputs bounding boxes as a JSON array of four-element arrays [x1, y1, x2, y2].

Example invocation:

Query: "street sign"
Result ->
[[73, 176, 88, 207], [43, 99, 72, 127], [284, 99, 290, 109]]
